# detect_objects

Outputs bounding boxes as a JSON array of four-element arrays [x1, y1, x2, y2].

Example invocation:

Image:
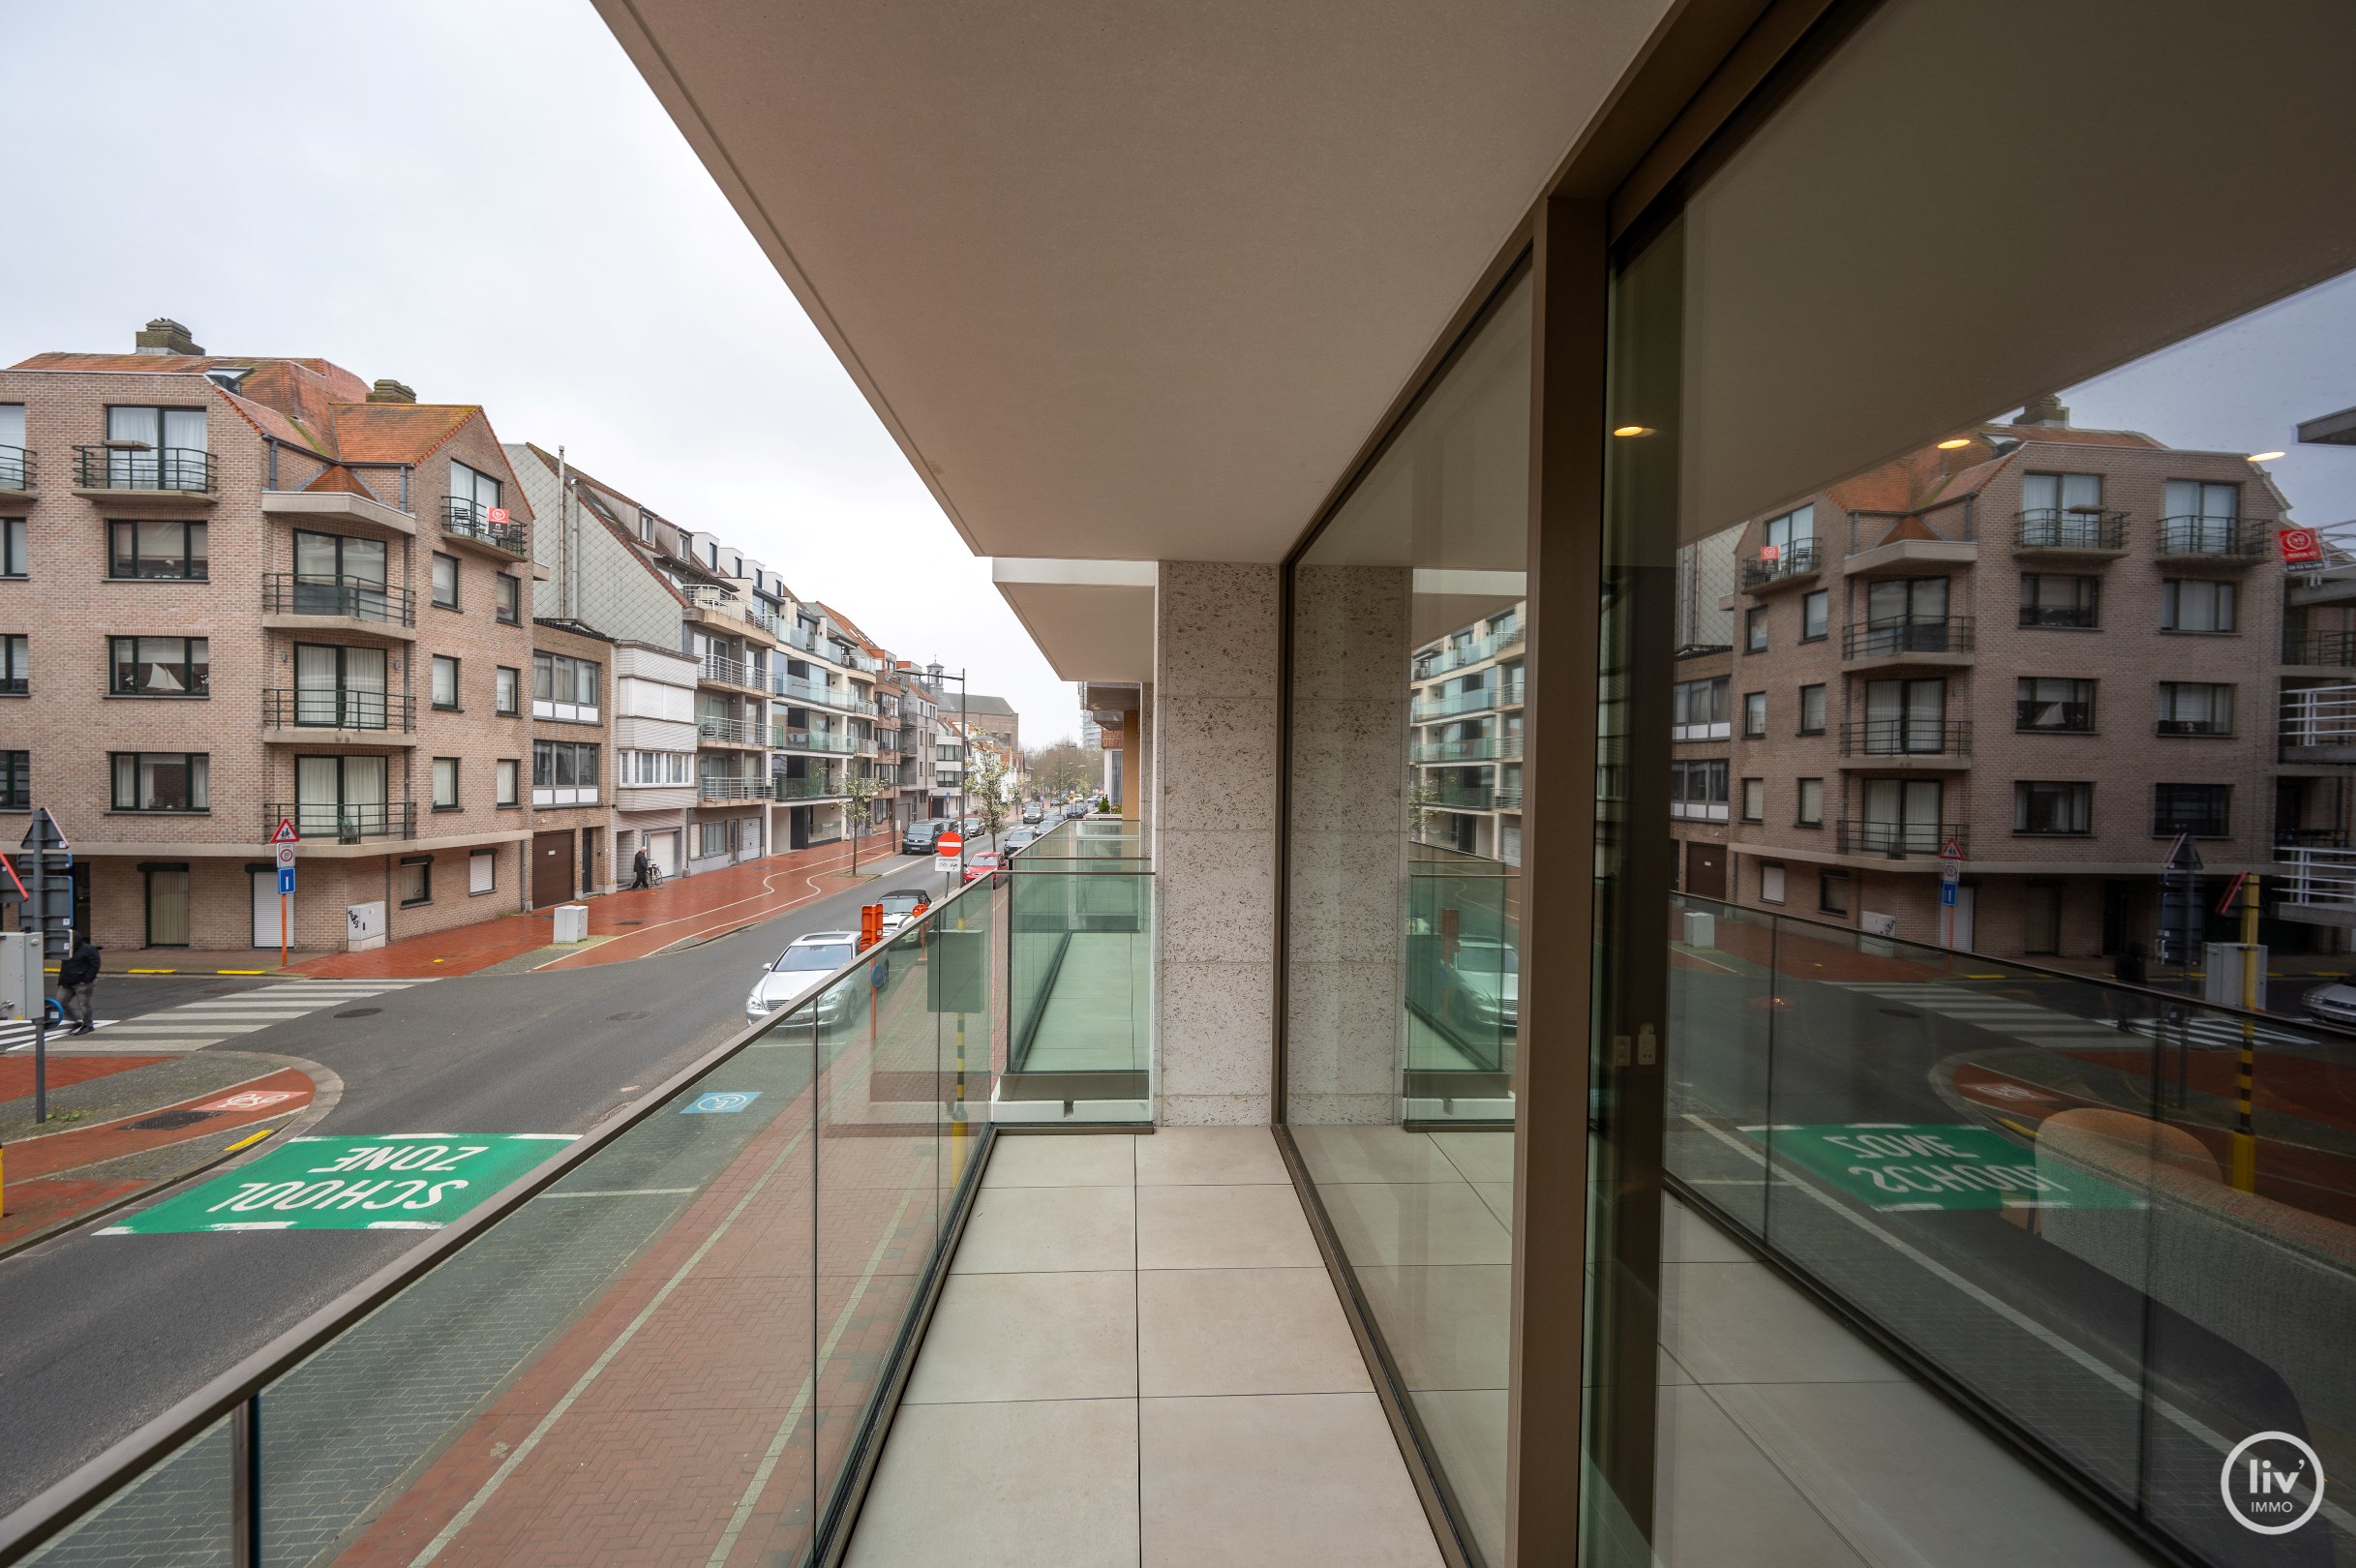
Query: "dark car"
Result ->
[[1022, 803, 1044, 825], [902, 819, 945, 855]]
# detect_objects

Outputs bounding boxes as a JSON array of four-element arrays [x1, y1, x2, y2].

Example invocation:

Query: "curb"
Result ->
[[0, 1054, 347, 1264]]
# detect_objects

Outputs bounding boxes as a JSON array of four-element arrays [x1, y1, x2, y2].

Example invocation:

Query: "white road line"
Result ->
[[542, 1188, 701, 1199]]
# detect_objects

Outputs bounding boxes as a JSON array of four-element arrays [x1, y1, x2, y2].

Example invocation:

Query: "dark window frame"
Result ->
[[109, 750, 210, 813], [2013, 780, 2094, 836], [431, 654, 461, 711], [432, 756, 461, 811], [2018, 572, 2099, 630], [399, 855, 433, 908], [1819, 867, 1852, 917], [1797, 682, 1827, 736], [2152, 782, 2231, 839], [2015, 677, 2096, 734], [107, 517, 209, 581], [495, 574, 520, 624], [109, 634, 209, 698], [0, 517, 25, 578], [431, 552, 461, 611], [0, 749, 28, 810]]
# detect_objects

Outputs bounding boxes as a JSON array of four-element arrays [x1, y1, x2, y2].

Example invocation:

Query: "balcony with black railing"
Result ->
[[2284, 628, 2356, 668], [697, 713, 767, 747], [696, 774, 771, 801], [265, 799, 416, 843], [1738, 537, 1820, 591], [2155, 514, 2269, 563], [2011, 509, 2127, 555], [73, 444, 215, 497], [1837, 719, 1971, 761], [1835, 818, 1965, 857], [262, 574, 416, 628], [440, 497, 529, 557], [263, 689, 416, 735], [1841, 616, 1976, 666], [0, 444, 34, 495]]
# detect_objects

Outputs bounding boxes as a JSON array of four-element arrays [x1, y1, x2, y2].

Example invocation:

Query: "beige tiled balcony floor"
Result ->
[[844, 1128, 1444, 1568]]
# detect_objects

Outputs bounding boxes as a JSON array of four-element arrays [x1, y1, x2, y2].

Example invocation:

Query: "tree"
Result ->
[[1024, 737, 1095, 799], [844, 771, 886, 874], [1409, 779, 1441, 842], [970, 747, 1012, 847]]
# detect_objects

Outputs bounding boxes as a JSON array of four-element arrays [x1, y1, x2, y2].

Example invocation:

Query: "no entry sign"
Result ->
[[98, 1133, 579, 1233], [935, 829, 963, 860]]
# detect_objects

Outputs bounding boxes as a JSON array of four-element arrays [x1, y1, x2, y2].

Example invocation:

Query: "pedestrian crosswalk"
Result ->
[[1840, 981, 2318, 1052], [1838, 982, 2144, 1050], [0, 1017, 122, 1050], [5, 980, 429, 1055]]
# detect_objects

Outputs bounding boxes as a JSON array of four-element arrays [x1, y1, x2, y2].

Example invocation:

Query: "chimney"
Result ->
[[134, 317, 203, 356], [2015, 393, 2070, 427], [367, 378, 416, 404]]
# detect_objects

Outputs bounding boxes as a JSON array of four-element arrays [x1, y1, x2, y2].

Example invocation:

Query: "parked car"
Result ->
[[877, 888, 931, 938], [2302, 980, 2356, 1029], [1004, 828, 1039, 854], [902, 819, 945, 855], [962, 851, 1003, 885], [747, 931, 862, 1025]]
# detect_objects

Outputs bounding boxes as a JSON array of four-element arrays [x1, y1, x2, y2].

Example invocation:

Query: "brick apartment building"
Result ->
[[1670, 404, 2356, 959], [0, 319, 541, 952]]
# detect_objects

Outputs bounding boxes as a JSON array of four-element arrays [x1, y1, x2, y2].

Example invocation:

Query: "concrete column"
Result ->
[[1153, 560, 1278, 1125], [1284, 563, 1412, 1124]]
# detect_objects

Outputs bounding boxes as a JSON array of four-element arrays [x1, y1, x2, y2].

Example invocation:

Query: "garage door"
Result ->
[[532, 830, 576, 908]]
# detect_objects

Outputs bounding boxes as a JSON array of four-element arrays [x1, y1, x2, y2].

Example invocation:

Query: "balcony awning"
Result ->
[[989, 558, 1156, 681]]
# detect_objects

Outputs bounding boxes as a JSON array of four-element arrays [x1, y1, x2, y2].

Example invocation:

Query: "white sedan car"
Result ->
[[746, 931, 861, 1026]]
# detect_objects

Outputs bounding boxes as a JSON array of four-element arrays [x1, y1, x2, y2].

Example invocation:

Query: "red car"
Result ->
[[962, 852, 1003, 885]]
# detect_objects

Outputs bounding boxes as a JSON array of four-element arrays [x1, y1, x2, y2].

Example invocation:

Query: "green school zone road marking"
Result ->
[[98, 1134, 581, 1234], [1742, 1123, 2142, 1212]]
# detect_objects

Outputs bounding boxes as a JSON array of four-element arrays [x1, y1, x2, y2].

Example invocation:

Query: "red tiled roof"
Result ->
[[324, 402, 481, 464], [1982, 422, 2161, 449], [302, 465, 379, 498]]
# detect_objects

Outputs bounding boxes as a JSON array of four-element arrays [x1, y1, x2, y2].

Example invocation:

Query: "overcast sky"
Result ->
[[0, 0, 1082, 746]]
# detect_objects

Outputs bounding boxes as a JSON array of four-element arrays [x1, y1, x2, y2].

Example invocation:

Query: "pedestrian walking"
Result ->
[[59, 936, 103, 1035], [630, 844, 653, 890]]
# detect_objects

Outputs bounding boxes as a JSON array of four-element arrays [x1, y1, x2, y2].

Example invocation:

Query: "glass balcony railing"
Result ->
[[0, 845, 1164, 1564], [1665, 893, 2356, 1568]]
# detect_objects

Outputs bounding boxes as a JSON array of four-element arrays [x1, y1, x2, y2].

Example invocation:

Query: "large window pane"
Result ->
[[1284, 271, 1527, 1565], [1590, 3, 2356, 1566]]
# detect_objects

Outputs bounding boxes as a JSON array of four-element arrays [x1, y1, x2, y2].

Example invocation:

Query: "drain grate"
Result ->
[[128, 1109, 218, 1131], [614, 920, 646, 927], [608, 1010, 651, 1022], [333, 1007, 382, 1019]]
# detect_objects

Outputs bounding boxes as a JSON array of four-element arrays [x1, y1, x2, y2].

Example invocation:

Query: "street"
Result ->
[[0, 854, 946, 1517]]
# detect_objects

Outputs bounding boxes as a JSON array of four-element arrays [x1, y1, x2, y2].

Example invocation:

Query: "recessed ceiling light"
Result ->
[[1612, 425, 1655, 437], [2249, 450, 2286, 463], [1936, 437, 1973, 450]]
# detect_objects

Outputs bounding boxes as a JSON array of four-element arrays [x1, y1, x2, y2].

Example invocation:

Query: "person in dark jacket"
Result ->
[[2112, 941, 2148, 1031], [58, 937, 103, 1035], [629, 845, 653, 890]]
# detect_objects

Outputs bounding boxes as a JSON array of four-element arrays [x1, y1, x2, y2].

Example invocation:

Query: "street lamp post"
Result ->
[[928, 662, 969, 887]]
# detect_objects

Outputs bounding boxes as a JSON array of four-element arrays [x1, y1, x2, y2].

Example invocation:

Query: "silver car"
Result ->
[[2303, 980, 2356, 1029], [747, 931, 861, 1026]]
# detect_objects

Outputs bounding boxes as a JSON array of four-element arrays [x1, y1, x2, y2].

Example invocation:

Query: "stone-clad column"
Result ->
[[1285, 563, 1412, 1125], [1153, 560, 1279, 1125]]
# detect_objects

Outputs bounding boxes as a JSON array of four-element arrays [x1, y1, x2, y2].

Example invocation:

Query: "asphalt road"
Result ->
[[0, 854, 949, 1517]]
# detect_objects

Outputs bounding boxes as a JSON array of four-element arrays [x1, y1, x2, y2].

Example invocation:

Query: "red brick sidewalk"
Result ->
[[292, 830, 913, 980]]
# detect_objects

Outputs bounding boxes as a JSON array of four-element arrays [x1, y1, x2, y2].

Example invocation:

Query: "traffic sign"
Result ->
[[935, 829, 963, 860], [2279, 527, 2324, 566], [278, 868, 297, 895], [275, 842, 297, 871], [1940, 882, 1957, 906], [1940, 837, 1964, 862], [2217, 869, 2249, 917], [18, 808, 68, 853], [95, 1133, 581, 1233], [271, 818, 301, 846], [1940, 860, 1961, 886]]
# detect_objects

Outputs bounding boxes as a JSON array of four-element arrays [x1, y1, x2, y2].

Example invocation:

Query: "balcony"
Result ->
[[2011, 509, 2127, 557], [1739, 537, 1820, 591], [774, 726, 858, 755], [696, 774, 771, 801], [439, 497, 529, 558], [770, 673, 875, 713], [72, 444, 215, 501], [1844, 532, 1977, 576], [2155, 515, 2269, 565], [261, 574, 416, 639], [1837, 719, 1971, 767], [260, 488, 415, 535], [2279, 845, 2356, 926], [2280, 685, 2356, 764], [1411, 735, 1524, 763], [0, 444, 34, 501], [265, 799, 416, 843], [2284, 629, 2356, 669], [698, 650, 765, 694], [1426, 783, 1523, 812], [772, 772, 846, 800], [697, 713, 767, 749], [683, 584, 778, 646], [1415, 624, 1525, 678], [262, 689, 417, 746], [1840, 616, 1975, 671], [1411, 685, 1499, 722], [1836, 818, 1964, 857]]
